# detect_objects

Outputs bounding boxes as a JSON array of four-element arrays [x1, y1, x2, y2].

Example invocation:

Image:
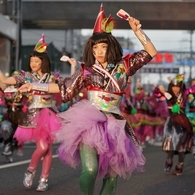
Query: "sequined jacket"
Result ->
[[185, 85, 195, 126], [13, 71, 61, 127], [58, 50, 152, 113]]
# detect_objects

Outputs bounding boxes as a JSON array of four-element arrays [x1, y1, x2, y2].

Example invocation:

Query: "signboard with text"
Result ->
[[123, 50, 195, 66], [138, 67, 180, 74]]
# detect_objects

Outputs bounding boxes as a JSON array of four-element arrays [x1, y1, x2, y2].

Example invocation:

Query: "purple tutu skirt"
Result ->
[[14, 108, 61, 145], [55, 100, 145, 179]]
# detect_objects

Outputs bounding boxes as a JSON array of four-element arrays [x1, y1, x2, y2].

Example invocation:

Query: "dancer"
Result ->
[[19, 5, 157, 195], [0, 84, 25, 162], [0, 34, 61, 191], [154, 74, 193, 176], [185, 78, 195, 162]]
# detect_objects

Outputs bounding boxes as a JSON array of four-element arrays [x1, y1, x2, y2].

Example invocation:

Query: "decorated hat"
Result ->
[[33, 34, 48, 53], [171, 74, 184, 85], [93, 4, 114, 34]]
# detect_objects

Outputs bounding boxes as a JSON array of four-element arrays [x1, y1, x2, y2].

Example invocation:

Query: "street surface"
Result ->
[[0, 143, 195, 195]]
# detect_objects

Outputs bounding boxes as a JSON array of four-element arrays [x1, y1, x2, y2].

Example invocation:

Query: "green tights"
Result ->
[[79, 144, 117, 195]]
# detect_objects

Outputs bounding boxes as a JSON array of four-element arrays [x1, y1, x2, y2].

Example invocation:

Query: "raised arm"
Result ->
[[128, 17, 157, 58]]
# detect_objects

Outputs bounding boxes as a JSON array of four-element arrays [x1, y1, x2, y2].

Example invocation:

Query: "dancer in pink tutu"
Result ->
[[0, 34, 61, 191], [19, 5, 157, 195]]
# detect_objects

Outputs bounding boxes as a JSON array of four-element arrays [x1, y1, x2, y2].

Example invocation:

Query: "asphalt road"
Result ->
[[0, 143, 195, 195]]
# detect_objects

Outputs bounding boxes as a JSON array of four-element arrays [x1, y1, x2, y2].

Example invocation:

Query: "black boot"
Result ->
[[164, 158, 173, 172], [172, 163, 183, 176]]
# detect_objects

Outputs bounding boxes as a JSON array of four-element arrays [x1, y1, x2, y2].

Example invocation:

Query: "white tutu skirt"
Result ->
[[55, 100, 145, 179]]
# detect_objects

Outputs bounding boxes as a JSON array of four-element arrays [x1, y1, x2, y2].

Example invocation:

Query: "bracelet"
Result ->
[[32, 83, 49, 92], [135, 29, 151, 46]]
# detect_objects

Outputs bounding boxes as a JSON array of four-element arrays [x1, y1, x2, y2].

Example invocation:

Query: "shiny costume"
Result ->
[[154, 85, 192, 175], [55, 51, 152, 194], [153, 87, 192, 153], [185, 85, 195, 155], [13, 71, 61, 179]]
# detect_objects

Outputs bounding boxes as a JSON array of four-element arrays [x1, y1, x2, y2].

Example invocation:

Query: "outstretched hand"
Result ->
[[60, 56, 77, 66], [18, 83, 32, 93]]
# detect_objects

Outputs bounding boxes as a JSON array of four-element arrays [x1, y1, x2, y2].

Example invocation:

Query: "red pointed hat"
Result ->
[[93, 4, 114, 34], [34, 33, 48, 53]]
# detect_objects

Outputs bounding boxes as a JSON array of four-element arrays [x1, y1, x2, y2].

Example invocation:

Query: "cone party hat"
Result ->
[[93, 4, 114, 34], [34, 33, 48, 53]]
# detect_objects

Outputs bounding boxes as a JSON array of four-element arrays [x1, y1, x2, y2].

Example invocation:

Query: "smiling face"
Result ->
[[30, 56, 42, 75], [92, 43, 108, 67]]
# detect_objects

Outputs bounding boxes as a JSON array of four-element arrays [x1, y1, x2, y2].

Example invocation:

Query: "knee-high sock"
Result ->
[[99, 176, 118, 195], [79, 144, 98, 195], [28, 139, 49, 173]]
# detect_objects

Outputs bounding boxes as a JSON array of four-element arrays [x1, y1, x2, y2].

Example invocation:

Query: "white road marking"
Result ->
[[0, 154, 58, 169]]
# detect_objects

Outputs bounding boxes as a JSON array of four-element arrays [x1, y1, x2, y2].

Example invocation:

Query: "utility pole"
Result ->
[[13, 0, 22, 71], [188, 30, 193, 85]]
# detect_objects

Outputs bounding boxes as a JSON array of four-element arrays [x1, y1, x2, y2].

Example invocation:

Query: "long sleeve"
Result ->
[[185, 84, 195, 96], [12, 70, 26, 87], [58, 68, 89, 102], [123, 50, 153, 77]]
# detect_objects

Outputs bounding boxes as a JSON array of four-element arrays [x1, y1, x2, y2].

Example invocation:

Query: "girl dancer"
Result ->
[[19, 5, 157, 195], [0, 34, 61, 191], [185, 78, 195, 161], [154, 74, 193, 176]]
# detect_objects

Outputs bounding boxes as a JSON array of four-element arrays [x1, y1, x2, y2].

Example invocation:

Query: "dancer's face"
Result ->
[[30, 56, 42, 74], [191, 80, 195, 86], [172, 85, 181, 96], [92, 43, 108, 67]]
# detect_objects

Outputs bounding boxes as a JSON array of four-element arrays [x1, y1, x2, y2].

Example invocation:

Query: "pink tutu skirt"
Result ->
[[14, 108, 61, 145], [55, 99, 145, 179]]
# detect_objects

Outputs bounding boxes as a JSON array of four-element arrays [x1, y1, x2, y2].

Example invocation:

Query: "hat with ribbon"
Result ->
[[93, 3, 114, 34], [34, 33, 48, 53]]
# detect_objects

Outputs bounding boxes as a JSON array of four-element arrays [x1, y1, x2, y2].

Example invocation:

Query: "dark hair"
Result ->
[[191, 78, 195, 85], [27, 51, 51, 73], [83, 33, 123, 66], [168, 80, 186, 102]]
